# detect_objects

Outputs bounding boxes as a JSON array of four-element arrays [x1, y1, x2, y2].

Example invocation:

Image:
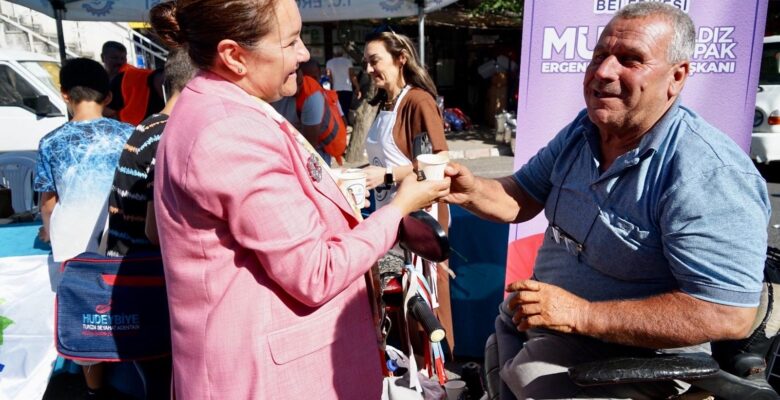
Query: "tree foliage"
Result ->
[[473, 0, 523, 16]]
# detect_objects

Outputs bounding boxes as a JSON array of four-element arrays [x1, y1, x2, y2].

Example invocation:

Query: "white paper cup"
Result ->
[[331, 168, 343, 182], [333, 168, 363, 183], [416, 153, 450, 181], [443, 379, 467, 400], [339, 172, 367, 208]]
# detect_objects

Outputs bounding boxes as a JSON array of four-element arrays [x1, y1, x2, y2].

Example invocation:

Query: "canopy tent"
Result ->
[[6, 0, 458, 64]]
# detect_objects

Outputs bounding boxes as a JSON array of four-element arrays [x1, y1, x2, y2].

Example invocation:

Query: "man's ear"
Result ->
[[668, 61, 690, 98], [215, 39, 247, 77], [60, 91, 70, 103]]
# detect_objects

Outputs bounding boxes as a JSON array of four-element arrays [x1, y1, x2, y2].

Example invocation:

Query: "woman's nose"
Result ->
[[298, 44, 310, 62]]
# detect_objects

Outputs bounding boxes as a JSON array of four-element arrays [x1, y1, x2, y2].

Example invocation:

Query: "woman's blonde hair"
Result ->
[[365, 31, 437, 106]]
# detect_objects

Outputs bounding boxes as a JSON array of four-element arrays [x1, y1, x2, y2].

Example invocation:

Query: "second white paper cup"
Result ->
[[416, 153, 450, 181], [339, 172, 367, 208], [443, 379, 467, 400]]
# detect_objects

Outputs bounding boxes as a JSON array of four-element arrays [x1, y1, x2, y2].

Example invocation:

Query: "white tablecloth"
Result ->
[[0, 251, 58, 399]]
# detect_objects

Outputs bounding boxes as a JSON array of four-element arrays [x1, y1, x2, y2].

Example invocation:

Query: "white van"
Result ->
[[0, 49, 67, 153], [752, 35, 780, 163]]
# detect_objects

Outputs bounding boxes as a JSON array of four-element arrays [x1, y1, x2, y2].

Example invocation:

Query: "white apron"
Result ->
[[366, 86, 412, 209]]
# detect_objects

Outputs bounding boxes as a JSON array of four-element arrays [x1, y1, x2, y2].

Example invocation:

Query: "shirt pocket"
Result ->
[[582, 210, 670, 282]]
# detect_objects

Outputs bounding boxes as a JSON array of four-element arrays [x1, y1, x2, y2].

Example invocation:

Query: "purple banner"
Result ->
[[506, 0, 769, 284]]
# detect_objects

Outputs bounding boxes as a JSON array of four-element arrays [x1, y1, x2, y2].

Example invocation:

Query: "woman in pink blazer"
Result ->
[[150, 1, 450, 398]]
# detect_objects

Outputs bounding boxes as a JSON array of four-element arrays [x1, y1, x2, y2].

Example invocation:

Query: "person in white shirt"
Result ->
[[326, 48, 360, 123]]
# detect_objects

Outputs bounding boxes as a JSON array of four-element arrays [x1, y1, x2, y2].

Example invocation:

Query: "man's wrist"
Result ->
[[577, 300, 596, 337]]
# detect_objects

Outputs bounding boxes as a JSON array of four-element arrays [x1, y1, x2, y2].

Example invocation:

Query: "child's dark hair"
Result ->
[[59, 58, 110, 104]]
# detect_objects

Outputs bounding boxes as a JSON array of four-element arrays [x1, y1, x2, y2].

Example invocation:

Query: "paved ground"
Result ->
[[444, 127, 514, 160]]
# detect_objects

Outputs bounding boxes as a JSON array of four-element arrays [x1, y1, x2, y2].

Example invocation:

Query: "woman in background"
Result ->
[[151, 1, 450, 398], [361, 31, 455, 354]]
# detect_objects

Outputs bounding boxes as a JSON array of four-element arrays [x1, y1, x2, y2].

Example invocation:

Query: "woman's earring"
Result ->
[[237, 67, 243, 74]]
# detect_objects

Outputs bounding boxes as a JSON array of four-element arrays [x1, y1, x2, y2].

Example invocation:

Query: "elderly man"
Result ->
[[443, 3, 770, 399]]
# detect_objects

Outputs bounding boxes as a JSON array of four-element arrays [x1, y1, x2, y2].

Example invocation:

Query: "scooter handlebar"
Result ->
[[408, 294, 445, 343]]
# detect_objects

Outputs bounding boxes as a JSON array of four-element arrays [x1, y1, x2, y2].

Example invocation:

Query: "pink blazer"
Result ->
[[155, 71, 400, 399]]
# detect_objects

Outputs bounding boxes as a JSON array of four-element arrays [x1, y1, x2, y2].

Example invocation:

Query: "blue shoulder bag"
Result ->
[[55, 252, 171, 362]]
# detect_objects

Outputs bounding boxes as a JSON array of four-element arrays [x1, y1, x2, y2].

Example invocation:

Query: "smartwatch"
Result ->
[[383, 166, 394, 186]]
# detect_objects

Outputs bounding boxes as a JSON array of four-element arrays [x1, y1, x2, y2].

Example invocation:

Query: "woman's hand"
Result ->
[[390, 173, 450, 216], [363, 165, 386, 190]]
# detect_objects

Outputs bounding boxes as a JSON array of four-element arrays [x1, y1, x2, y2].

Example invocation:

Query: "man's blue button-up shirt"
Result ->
[[514, 100, 771, 307]]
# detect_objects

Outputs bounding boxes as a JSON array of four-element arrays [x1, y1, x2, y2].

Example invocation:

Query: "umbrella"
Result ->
[[6, 0, 458, 64]]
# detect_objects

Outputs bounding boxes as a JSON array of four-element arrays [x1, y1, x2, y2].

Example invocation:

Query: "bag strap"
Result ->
[[97, 209, 110, 255]]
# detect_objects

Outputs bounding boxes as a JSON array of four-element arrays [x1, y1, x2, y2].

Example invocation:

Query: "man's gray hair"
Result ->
[[616, 3, 695, 64]]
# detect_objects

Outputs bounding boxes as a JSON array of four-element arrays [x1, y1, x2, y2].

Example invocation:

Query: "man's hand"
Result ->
[[441, 162, 478, 206], [507, 279, 590, 334], [440, 163, 542, 224]]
